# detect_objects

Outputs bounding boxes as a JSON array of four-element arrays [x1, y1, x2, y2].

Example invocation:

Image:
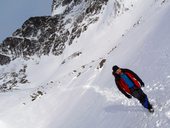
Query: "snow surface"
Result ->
[[52, 4, 67, 16], [1, 0, 170, 128]]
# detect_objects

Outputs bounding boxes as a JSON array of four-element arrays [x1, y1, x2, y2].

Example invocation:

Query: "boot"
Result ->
[[148, 104, 154, 113]]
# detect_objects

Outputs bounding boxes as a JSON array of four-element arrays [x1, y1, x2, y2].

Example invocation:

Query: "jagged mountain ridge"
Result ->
[[0, 0, 110, 65], [0, 0, 111, 91]]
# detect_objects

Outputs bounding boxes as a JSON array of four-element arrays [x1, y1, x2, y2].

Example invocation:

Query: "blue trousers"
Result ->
[[130, 87, 152, 109]]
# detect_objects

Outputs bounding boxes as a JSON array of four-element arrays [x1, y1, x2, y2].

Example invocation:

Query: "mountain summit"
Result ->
[[0, 0, 108, 64]]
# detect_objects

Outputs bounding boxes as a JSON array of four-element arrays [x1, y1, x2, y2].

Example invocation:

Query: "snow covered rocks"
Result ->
[[0, 0, 109, 62]]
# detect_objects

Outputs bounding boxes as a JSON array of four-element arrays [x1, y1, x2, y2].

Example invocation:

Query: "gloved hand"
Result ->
[[125, 94, 132, 99], [141, 81, 145, 87]]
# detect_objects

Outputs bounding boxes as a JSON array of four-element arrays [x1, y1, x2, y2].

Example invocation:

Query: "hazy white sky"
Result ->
[[0, 0, 52, 42]]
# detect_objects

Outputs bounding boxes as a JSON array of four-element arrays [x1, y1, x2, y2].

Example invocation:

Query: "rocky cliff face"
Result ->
[[0, 0, 110, 91], [0, 0, 109, 65], [0, 54, 10, 65]]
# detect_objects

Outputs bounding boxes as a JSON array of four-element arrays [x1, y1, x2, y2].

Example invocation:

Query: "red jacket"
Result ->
[[113, 68, 144, 97]]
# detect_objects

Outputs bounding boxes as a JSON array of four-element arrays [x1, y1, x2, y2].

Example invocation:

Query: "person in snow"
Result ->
[[112, 65, 154, 113]]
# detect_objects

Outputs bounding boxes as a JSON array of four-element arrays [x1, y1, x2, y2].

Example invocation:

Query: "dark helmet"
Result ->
[[112, 65, 120, 73]]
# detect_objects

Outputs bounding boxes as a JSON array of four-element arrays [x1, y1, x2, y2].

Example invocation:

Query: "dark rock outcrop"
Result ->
[[0, 54, 10, 65], [0, 0, 109, 64]]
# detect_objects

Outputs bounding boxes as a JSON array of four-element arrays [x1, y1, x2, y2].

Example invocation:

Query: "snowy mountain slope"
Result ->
[[0, 0, 170, 128], [0, 0, 110, 91]]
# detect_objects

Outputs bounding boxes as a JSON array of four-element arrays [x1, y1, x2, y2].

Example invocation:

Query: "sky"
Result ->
[[0, 0, 53, 43]]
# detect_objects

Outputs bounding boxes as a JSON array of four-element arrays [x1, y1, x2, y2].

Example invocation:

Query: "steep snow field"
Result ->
[[0, 0, 170, 128]]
